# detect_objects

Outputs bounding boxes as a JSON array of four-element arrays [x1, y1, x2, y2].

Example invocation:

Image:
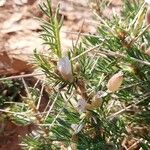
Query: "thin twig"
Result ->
[[130, 2, 146, 28], [36, 78, 46, 110], [92, 11, 115, 36], [130, 24, 150, 44], [44, 93, 59, 121], [107, 92, 150, 119], [33, 79, 40, 89], [71, 44, 101, 61], [42, 100, 51, 117], [22, 78, 51, 142], [22, 78, 30, 97], [62, 30, 99, 38], [89, 56, 99, 74], [75, 20, 85, 47], [119, 81, 146, 91], [127, 140, 140, 150], [0, 73, 44, 81], [71, 43, 150, 66], [0, 109, 31, 115], [48, 93, 73, 128], [96, 49, 150, 66]]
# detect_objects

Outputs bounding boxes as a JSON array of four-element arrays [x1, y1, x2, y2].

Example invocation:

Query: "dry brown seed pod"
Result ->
[[107, 71, 124, 93], [91, 91, 107, 108], [140, 43, 147, 51], [74, 62, 80, 73]]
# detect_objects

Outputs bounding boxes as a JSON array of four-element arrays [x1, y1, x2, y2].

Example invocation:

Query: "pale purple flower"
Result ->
[[57, 57, 73, 82], [76, 99, 87, 113]]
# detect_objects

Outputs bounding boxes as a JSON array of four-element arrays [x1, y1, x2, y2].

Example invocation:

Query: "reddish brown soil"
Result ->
[[0, 121, 33, 150]]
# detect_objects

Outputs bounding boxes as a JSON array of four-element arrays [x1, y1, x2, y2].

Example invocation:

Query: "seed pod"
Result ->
[[117, 30, 127, 40], [140, 43, 147, 51], [145, 48, 150, 55], [107, 71, 124, 93], [90, 99, 102, 109], [71, 134, 78, 143], [146, 8, 150, 25], [74, 62, 80, 73], [87, 91, 107, 110], [57, 57, 73, 82], [85, 103, 94, 110]]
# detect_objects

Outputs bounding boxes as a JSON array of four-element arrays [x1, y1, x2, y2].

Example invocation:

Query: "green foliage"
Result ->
[[39, 0, 63, 57], [1, 0, 150, 149], [29, 0, 150, 149], [0, 80, 22, 107]]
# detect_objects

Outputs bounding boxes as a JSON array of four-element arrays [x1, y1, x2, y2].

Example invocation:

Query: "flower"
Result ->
[[57, 57, 73, 82], [71, 124, 83, 134], [90, 91, 107, 109], [107, 71, 124, 92], [95, 91, 108, 98], [74, 62, 80, 73], [76, 99, 87, 113], [145, 0, 150, 5]]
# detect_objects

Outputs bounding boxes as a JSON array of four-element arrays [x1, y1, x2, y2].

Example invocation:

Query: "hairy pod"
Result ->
[[107, 71, 124, 93], [57, 57, 73, 82]]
